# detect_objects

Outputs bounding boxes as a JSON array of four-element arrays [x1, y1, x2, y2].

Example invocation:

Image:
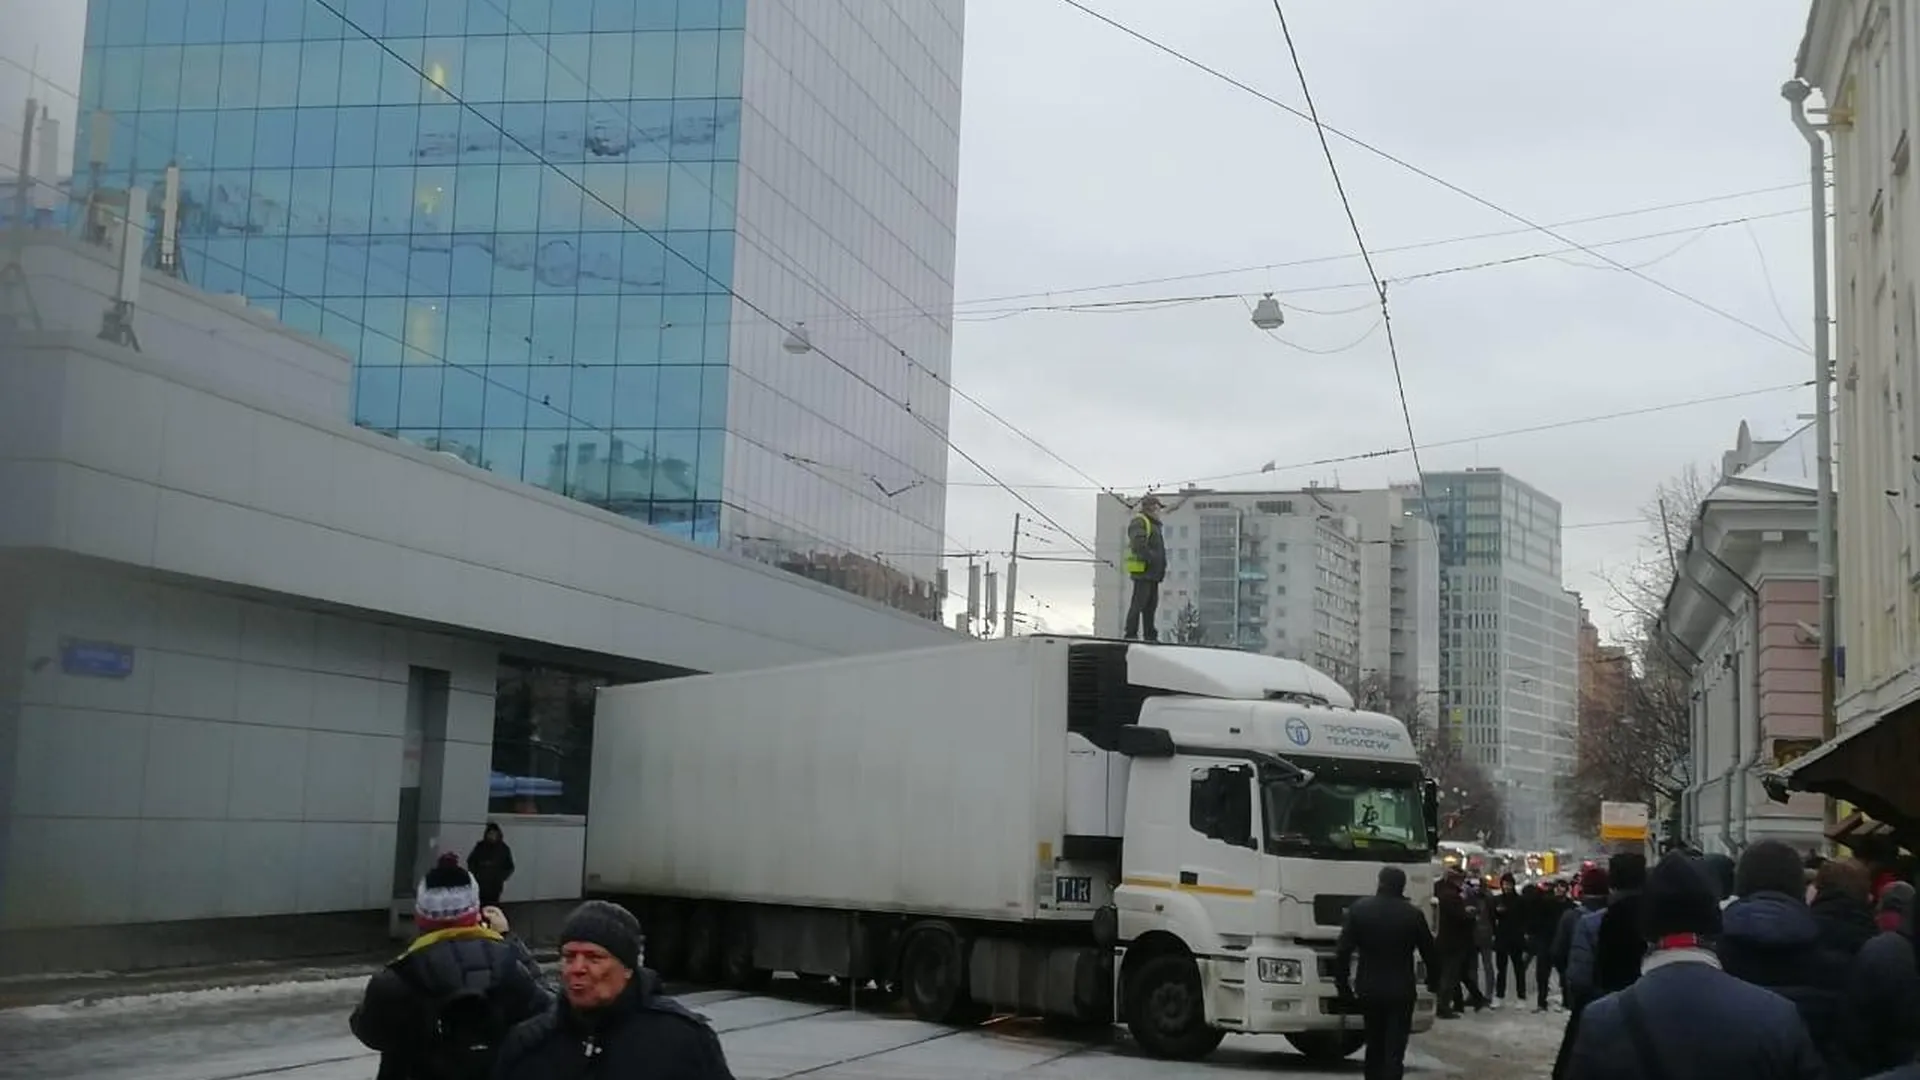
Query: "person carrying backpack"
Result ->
[[350, 853, 552, 1080]]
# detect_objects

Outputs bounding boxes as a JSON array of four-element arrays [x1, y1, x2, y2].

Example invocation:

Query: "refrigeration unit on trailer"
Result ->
[[585, 637, 1440, 1062]]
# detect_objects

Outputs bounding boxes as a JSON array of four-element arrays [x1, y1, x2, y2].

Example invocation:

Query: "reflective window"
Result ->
[[71, 3, 957, 618]]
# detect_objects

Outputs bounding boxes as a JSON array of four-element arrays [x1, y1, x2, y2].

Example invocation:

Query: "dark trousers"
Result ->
[[1494, 945, 1527, 999], [1438, 950, 1485, 1013], [1532, 942, 1554, 1007], [1361, 999, 1416, 1080], [1123, 578, 1160, 641]]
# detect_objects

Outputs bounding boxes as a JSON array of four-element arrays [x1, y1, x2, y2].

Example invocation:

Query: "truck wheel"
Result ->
[[1286, 1030, 1366, 1062], [1125, 954, 1225, 1061], [899, 929, 980, 1025], [684, 905, 721, 985]]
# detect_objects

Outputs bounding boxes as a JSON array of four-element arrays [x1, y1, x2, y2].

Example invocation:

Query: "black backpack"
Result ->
[[418, 982, 511, 1080]]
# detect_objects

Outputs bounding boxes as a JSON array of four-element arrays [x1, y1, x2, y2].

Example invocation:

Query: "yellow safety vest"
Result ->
[[1125, 514, 1153, 575]]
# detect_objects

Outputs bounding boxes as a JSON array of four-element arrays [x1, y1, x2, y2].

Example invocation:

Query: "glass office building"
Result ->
[[74, 0, 963, 618], [1419, 469, 1579, 847]]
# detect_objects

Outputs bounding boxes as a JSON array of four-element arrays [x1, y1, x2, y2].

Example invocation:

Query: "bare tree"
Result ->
[[1561, 465, 1712, 838], [1350, 672, 1507, 845], [1173, 602, 1207, 645]]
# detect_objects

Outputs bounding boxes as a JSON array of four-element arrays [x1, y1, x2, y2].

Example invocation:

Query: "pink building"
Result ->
[[1660, 423, 1826, 854]]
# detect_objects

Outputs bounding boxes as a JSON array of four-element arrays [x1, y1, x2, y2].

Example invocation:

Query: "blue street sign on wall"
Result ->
[[60, 639, 135, 679]]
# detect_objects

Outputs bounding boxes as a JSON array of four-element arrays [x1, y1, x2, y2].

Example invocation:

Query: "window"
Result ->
[[489, 657, 611, 817], [1189, 764, 1256, 849]]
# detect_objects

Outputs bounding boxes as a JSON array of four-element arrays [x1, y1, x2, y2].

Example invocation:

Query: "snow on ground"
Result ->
[[3, 975, 371, 1022], [0, 977, 1570, 1079]]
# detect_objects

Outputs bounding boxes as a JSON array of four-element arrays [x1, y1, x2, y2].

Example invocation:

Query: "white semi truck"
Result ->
[[584, 637, 1439, 1062]]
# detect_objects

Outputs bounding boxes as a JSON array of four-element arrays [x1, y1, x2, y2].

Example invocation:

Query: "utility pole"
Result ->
[[1004, 513, 1021, 638]]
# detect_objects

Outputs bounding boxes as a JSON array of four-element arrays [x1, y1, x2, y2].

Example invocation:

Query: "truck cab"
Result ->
[[1065, 643, 1439, 1061]]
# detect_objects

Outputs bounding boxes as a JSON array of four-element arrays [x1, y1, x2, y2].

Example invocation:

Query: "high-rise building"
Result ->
[[1415, 470, 1579, 848], [72, 0, 963, 617], [1093, 487, 1438, 698]]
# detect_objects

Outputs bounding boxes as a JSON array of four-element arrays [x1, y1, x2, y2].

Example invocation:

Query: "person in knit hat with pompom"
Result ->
[[350, 853, 551, 1080]]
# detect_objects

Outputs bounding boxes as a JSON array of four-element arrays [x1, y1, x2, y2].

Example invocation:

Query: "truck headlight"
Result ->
[[1257, 958, 1304, 985]]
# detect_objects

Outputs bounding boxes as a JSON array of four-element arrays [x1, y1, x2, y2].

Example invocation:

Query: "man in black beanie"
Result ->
[[493, 900, 736, 1079], [1564, 852, 1823, 1079], [1718, 838, 1851, 1074]]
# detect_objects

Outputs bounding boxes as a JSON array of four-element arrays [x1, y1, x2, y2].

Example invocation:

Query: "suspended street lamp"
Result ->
[[1249, 293, 1286, 331]]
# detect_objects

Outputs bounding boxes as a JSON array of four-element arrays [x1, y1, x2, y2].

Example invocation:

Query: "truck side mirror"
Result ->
[[1422, 778, 1440, 852]]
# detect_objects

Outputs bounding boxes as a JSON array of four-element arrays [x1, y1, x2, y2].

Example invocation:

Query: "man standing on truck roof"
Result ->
[[1123, 494, 1169, 642], [1335, 866, 1439, 1080]]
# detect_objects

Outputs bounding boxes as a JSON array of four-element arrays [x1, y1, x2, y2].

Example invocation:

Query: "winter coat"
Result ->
[[349, 925, 553, 1080], [1718, 891, 1853, 1075], [467, 839, 515, 903], [1435, 883, 1476, 954], [1525, 890, 1568, 947], [1591, 893, 1648, 996], [1335, 889, 1439, 1004], [1812, 888, 1879, 956], [1843, 904, 1920, 1077], [1554, 895, 1604, 974], [1491, 890, 1528, 950], [1567, 950, 1825, 1080], [1567, 891, 1639, 1008], [493, 969, 734, 1080], [1469, 891, 1495, 949]]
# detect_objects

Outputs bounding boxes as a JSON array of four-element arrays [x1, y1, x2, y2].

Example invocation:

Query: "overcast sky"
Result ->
[[0, 1, 1820, 642], [945, 0, 1818, 639]]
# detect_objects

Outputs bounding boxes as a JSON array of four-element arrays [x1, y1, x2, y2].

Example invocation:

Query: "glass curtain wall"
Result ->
[[77, 0, 745, 545]]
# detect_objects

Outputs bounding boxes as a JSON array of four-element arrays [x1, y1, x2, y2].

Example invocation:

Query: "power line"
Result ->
[[298, 2, 1110, 568], [945, 379, 1813, 491], [943, 208, 1803, 322], [1055, 0, 1813, 356], [937, 181, 1810, 314], [1269, 1, 1425, 484]]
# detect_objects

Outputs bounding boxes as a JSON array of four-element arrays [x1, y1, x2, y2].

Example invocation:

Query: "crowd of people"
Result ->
[[1338, 837, 1920, 1080]]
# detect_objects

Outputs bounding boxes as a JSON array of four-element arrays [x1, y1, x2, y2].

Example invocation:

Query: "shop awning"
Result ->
[[1765, 697, 1920, 843]]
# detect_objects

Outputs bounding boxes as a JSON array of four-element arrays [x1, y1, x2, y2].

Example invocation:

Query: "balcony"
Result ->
[[1237, 568, 1268, 581]]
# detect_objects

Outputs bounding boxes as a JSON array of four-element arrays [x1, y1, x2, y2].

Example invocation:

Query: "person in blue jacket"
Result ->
[[1566, 852, 1825, 1080]]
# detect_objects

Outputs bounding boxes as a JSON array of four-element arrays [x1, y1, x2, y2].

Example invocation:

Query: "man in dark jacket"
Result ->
[[1523, 880, 1568, 1011], [1845, 882, 1920, 1076], [1433, 872, 1487, 1017], [1719, 839, 1853, 1077], [1565, 852, 1824, 1080], [467, 822, 516, 908], [350, 854, 552, 1079], [1122, 495, 1168, 641], [494, 900, 734, 1080], [1489, 875, 1529, 1007], [1335, 866, 1439, 1080], [1553, 865, 1608, 1007]]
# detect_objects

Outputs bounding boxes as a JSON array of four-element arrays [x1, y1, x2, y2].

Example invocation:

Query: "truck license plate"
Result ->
[[1055, 876, 1092, 905]]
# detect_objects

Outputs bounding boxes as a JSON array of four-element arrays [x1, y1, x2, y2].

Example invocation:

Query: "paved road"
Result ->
[[0, 975, 1554, 1079]]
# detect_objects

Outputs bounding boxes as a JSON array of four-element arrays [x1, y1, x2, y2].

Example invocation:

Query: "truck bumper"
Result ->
[[1196, 950, 1437, 1036]]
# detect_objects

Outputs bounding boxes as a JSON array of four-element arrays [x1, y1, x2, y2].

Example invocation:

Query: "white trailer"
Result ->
[[586, 637, 1439, 1062]]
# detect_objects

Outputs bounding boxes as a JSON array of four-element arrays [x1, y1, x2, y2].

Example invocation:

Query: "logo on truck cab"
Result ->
[[1285, 718, 1312, 746]]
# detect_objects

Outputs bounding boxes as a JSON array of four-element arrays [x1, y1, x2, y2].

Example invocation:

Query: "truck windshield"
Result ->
[[1260, 758, 1428, 863]]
